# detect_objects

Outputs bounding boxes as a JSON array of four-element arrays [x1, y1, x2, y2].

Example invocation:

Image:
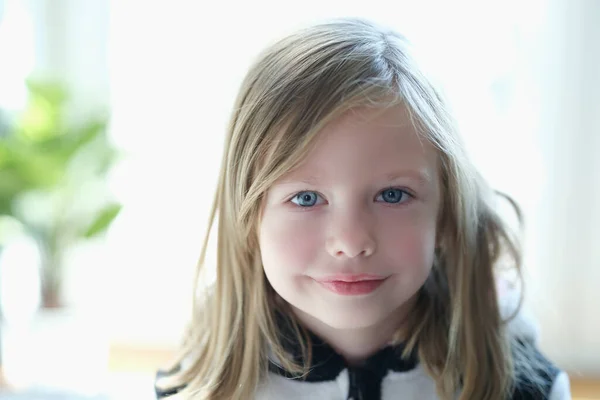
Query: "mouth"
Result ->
[[314, 274, 388, 296]]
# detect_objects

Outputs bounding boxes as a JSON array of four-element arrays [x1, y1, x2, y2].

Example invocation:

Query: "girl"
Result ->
[[155, 18, 570, 399]]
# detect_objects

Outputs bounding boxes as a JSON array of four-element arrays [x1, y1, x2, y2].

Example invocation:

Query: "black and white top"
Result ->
[[259, 325, 570, 400], [156, 323, 570, 400]]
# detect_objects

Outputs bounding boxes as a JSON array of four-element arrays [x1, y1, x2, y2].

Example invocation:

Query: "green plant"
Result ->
[[0, 79, 122, 308]]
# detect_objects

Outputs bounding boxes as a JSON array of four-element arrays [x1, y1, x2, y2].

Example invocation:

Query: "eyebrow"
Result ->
[[276, 175, 322, 187], [277, 169, 434, 187], [383, 170, 433, 187]]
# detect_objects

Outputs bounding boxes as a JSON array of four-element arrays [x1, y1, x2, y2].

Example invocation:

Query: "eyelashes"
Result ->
[[290, 188, 413, 208]]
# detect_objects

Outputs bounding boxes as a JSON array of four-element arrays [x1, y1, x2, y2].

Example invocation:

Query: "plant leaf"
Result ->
[[82, 203, 122, 238]]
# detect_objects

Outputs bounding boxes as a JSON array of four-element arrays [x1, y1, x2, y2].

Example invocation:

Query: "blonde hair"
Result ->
[[157, 18, 532, 399]]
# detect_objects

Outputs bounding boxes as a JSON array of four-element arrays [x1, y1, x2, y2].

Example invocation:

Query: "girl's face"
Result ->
[[259, 105, 441, 331]]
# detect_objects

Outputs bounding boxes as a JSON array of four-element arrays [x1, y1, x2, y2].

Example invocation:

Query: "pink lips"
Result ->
[[314, 274, 388, 296]]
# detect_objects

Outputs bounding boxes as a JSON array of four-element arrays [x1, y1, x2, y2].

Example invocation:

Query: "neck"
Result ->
[[291, 298, 415, 366]]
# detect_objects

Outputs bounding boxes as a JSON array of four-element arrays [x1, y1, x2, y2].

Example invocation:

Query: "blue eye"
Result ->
[[291, 191, 322, 207], [377, 188, 408, 204], [290, 188, 410, 207]]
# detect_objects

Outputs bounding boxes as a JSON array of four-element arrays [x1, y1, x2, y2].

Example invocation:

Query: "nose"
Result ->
[[325, 208, 376, 259]]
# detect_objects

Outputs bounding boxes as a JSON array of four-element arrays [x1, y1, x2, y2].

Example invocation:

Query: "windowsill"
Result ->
[[107, 343, 176, 374]]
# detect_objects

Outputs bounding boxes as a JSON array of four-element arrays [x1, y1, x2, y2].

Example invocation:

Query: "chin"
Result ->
[[310, 304, 392, 330], [319, 316, 382, 330]]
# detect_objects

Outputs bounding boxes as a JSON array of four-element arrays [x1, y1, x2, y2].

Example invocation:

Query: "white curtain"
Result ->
[[525, 0, 600, 375]]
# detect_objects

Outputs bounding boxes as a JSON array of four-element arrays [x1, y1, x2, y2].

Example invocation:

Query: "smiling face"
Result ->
[[259, 105, 441, 332]]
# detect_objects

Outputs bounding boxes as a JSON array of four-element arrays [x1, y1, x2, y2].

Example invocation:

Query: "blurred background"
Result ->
[[0, 0, 598, 398]]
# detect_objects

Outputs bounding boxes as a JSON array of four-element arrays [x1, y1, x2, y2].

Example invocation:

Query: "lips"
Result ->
[[314, 274, 388, 296]]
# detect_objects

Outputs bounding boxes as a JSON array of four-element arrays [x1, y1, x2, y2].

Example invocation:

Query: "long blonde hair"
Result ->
[[157, 18, 530, 399]]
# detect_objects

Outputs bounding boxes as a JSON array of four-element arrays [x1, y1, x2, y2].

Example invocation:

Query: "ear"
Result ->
[[497, 278, 540, 344]]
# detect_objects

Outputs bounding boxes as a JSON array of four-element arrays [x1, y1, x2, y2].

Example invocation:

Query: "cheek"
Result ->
[[259, 209, 321, 275], [378, 211, 437, 271]]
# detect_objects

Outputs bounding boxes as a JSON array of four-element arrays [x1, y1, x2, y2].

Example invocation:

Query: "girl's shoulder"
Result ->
[[512, 369, 571, 400], [508, 340, 570, 400], [500, 282, 571, 399]]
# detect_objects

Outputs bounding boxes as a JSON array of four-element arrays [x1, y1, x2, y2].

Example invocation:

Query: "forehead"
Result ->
[[281, 105, 439, 183]]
